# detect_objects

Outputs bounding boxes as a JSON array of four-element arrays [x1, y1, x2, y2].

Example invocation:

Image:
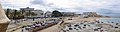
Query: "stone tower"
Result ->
[[0, 3, 10, 32]]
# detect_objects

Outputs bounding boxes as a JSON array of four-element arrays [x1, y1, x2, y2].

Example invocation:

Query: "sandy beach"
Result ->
[[37, 17, 103, 32]]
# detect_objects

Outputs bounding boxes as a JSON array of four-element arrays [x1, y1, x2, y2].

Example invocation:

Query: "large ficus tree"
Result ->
[[52, 10, 63, 17]]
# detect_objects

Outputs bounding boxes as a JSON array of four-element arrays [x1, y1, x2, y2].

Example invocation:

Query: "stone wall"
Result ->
[[0, 22, 9, 32]]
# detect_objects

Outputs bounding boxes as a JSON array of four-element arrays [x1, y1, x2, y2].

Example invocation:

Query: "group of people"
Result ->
[[21, 19, 62, 32], [10, 19, 27, 24], [60, 21, 120, 32]]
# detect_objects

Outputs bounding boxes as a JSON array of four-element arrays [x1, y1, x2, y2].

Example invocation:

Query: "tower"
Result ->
[[0, 3, 10, 32]]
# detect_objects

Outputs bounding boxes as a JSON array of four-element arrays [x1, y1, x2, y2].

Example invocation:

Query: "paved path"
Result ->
[[37, 25, 61, 32], [7, 18, 59, 32], [37, 20, 64, 32]]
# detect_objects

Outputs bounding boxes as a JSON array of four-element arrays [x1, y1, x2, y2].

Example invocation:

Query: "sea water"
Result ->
[[97, 18, 120, 23]]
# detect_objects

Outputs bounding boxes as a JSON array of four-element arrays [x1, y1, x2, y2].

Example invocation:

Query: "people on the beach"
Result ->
[[60, 21, 120, 32]]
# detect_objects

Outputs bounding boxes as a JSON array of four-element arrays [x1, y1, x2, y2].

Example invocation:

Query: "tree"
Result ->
[[13, 10, 17, 19], [16, 11, 22, 18], [9, 11, 23, 19], [26, 12, 30, 16], [28, 10, 31, 16], [31, 12, 37, 16], [25, 12, 37, 16], [52, 10, 63, 17], [6, 8, 10, 18], [21, 9, 25, 18]]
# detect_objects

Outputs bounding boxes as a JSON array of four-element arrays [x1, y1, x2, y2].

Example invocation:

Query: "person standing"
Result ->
[[33, 17, 35, 21]]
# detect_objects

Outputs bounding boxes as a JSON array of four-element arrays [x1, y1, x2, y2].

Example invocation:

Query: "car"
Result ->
[[68, 19, 72, 20]]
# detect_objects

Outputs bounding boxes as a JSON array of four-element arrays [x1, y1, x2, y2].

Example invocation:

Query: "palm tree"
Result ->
[[21, 9, 25, 18], [28, 10, 31, 16], [6, 8, 10, 18], [13, 10, 17, 19], [31, 12, 37, 16]]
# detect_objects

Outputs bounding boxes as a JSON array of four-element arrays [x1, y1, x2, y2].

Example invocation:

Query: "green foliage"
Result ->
[[52, 10, 63, 17], [25, 12, 37, 16], [31, 12, 37, 16], [13, 10, 17, 19], [6, 10, 37, 19], [6, 9, 10, 17]]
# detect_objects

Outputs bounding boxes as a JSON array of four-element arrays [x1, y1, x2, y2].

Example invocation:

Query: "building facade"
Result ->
[[82, 12, 98, 17], [62, 12, 75, 16], [20, 7, 34, 11], [32, 10, 44, 17], [44, 11, 52, 17], [20, 7, 44, 17]]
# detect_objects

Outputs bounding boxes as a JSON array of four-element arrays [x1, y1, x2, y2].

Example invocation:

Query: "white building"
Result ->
[[20, 7, 44, 17], [20, 7, 34, 11], [44, 11, 52, 17], [62, 12, 75, 16], [32, 10, 44, 17], [82, 12, 98, 17]]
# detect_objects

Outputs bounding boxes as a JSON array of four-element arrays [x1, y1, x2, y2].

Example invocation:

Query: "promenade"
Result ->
[[6, 18, 60, 32]]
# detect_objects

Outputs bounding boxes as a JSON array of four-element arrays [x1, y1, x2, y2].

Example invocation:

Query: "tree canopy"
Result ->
[[52, 10, 63, 17]]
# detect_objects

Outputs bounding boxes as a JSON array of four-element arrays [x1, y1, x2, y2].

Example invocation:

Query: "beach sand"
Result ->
[[37, 17, 103, 32]]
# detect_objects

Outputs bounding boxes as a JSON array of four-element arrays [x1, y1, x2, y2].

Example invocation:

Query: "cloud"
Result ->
[[31, 0, 43, 4], [0, 0, 31, 9], [1, 0, 120, 16]]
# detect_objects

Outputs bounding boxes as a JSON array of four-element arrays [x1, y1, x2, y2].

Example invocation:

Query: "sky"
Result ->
[[0, 0, 120, 16]]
